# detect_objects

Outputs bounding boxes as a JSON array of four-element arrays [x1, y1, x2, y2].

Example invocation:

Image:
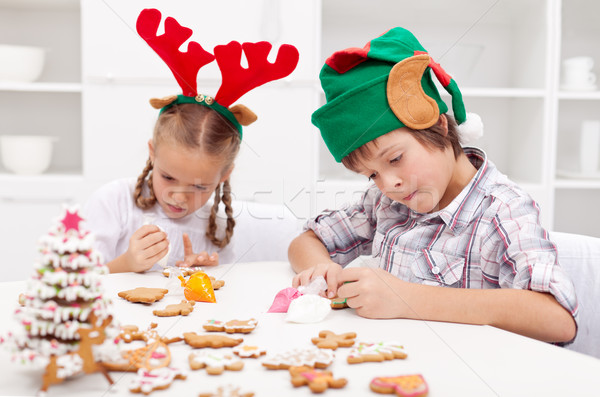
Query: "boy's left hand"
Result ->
[[337, 267, 413, 319], [175, 233, 219, 267]]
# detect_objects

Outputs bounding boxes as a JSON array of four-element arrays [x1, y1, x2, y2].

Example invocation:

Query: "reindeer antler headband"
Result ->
[[312, 27, 482, 162], [136, 8, 299, 138]]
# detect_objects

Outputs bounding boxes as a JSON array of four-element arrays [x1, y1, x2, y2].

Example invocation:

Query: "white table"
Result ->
[[1, 261, 599, 397]]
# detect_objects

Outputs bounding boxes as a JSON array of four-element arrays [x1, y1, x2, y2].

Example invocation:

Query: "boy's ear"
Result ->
[[436, 114, 449, 137], [148, 139, 155, 163]]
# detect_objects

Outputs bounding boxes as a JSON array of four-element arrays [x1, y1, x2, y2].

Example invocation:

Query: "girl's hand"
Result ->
[[291, 261, 343, 298], [125, 225, 169, 272], [175, 233, 219, 267], [337, 267, 410, 319]]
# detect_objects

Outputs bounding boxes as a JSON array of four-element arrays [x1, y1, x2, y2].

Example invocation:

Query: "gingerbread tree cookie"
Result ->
[[1, 207, 119, 391]]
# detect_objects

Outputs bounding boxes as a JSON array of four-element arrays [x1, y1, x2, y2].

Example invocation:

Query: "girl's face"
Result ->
[[149, 139, 232, 219], [354, 128, 469, 213]]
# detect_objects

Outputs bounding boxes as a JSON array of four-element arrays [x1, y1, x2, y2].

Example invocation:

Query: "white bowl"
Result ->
[[0, 135, 57, 175], [0, 44, 45, 83]]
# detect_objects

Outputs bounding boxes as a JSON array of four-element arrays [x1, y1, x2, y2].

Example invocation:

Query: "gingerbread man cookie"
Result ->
[[152, 300, 195, 317], [311, 330, 357, 350], [203, 318, 258, 334], [370, 374, 428, 397], [129, 367, 187, 395], [188, 351, 244, 374], [118, 287, 168, 303], [289, 365, 348, 393], [347, 341, 407, 364], [262, 347, 335, 370], [233, 345, 267, 359], [183, 332, 243, 348]]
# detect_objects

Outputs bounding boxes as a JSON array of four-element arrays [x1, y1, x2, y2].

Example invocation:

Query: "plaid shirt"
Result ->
[[306, 147, 578, 320]]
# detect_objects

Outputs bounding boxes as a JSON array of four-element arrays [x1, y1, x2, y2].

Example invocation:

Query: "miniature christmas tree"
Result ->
[[2, 206, 117, 370]]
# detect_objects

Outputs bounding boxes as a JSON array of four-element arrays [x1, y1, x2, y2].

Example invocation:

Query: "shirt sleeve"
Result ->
[[82, 179, 131, 264], [304, 185, 379, 266], [480, 192, 579, 324]]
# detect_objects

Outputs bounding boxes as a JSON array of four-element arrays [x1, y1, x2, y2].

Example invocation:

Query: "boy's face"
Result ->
[[148, 139, 232, 219], [353, 128, 458, 213]]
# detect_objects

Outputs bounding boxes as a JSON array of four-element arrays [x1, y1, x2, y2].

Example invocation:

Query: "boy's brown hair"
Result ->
[[341, 114, 462, 172]]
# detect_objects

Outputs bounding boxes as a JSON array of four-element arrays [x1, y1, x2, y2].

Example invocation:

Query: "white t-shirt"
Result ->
[[82, 178, 235, 271]]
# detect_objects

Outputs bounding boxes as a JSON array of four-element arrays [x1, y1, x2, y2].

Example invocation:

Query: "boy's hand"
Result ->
[[174, 233, 219, 267], [125, 225, 169, 272], [337, 267, 409, 318], [292, 261, 343, 298]]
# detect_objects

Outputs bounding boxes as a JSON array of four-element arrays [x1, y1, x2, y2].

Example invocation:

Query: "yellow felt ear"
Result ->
[[387, 54, 439, 130], [229, 104, 258, 126], [149, 95, 178, 109]]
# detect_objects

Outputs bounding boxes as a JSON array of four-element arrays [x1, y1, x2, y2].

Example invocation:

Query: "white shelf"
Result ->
[[558, 91, 600, 100], [0, 82, 82, 93]]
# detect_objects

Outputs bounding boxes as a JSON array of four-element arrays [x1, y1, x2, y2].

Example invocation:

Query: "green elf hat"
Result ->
[[136, 8, 299, 139], [312, 27, 482, 162]]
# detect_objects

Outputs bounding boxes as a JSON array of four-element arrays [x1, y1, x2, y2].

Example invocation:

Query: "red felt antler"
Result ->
[[214, 41, 299, 107], [136, 8, 215, 97]]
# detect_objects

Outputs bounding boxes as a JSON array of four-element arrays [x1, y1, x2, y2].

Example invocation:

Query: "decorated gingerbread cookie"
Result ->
[[129, 367, 187, 395], [162, 266, 203, 278], [203, 318, 258, 334], [183, 332, 243, 348], [347, 341, 407, 364], [152, 300, 195, 317], [311, 330, 357, 350], [118, 287, 168, 304], [198, 385, 254, 397], [370, 374, 428, 397], [188, 350, 244, 374], [262, 347, 335, 370], [233, 345, 267, 359], [289, 365, 348, 393]]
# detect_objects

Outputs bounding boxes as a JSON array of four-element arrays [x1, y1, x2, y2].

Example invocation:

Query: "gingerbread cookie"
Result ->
[[289, 365, 348, 393], [152, 300, 195, 317], [188, 351, 244, 374], [162, 266, 203, 278], [330, 297, 349, 309], [129, 367, 187, 395], [370, 374, 428, 397], [203, 318, 258, 334], [262, 347, 335, 370], [233, 345, 267, 359], [183, 332, 243, 348], [311, 330, 356, 350], [209, 276, 225, 290], [118, 287, 168, 303], [198, 385, 254, 397], [347, 342, 407, 364]]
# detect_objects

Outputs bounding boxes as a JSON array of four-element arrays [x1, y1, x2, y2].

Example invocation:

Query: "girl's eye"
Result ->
[[194, 185, 208, 191], [390, 154, 402, 164], [162, 174, 174, 181]]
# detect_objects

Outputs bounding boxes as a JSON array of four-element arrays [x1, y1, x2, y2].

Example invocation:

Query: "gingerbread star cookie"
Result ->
[[188, 351, 244, 374], [370, 374, 428, 397], [347, 341, 407, 364], [152, 300, 195, 317], [118, 287, 168, 303], [311, 330, 357, 350], [203, 318, 258, 334], [289, 365, 348, 393], [183, 332, 243, 348]]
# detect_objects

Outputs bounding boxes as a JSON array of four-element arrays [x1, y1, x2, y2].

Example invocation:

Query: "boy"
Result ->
[[289, 27, 577, 343]]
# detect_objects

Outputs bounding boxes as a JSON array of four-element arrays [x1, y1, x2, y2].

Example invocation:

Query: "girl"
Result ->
[[83, 8, 298, 273]]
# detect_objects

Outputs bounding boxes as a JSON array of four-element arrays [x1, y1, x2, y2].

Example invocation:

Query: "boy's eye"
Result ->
[[368, 172, 377, 181], [390, 154, 402, 164]]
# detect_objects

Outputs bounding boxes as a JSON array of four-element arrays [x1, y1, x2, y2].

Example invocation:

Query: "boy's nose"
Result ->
[[381, 173, 402, 193]]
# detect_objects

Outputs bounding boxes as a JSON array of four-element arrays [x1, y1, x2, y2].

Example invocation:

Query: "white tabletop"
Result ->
[[1, 261, 599, 397]]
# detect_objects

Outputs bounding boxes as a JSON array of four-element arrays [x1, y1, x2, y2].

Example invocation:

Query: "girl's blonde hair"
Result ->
[[133, 103, 241, 248]]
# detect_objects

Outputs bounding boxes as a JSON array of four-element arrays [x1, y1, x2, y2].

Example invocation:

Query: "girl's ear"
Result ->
[[148, 139, 155, 163], [436, 114, 449, 137], [220, 164, 235, 183]]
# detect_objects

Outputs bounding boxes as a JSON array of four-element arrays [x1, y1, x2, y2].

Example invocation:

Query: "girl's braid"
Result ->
[[206, 179, 235, 248], [133, 157, 157, 210]]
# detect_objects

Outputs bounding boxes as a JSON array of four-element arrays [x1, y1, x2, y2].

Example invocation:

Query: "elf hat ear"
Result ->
[[229, 104, 258, 126]]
